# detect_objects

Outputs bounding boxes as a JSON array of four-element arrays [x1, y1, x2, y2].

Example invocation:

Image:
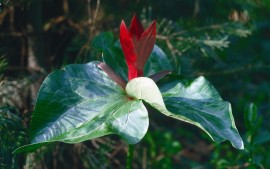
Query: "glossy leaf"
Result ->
[[102, 46, 128, 81], [126, 76, 244, 149], [92, 32, 114, 50], [14, 62, 149, 153], [144, 45, 173, 76], [158, 75, 244, 149], [92, 32, 128, 81]]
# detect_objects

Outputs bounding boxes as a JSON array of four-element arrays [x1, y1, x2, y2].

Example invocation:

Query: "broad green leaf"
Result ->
[[14, 62, 149, 153], [126, 76, 244, 149], [144, 45, 173, 76], [92, 33, 128, 81], [159, 75, 244, 149], [102, 48, 128, 81], [92, 32, 114, 50]]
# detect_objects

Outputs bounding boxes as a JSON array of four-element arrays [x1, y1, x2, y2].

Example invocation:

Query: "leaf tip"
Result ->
[[234, 139, 245, 150]]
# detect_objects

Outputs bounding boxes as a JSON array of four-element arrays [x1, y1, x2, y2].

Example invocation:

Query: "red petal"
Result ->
[[120, 20, 138, 80], [129, 14, 144, 40], [135, 21, 156, 71]]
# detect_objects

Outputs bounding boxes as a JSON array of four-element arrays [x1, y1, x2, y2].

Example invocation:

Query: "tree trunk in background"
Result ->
[[27, 0, 45, 72], [26, 0, 46, 117]]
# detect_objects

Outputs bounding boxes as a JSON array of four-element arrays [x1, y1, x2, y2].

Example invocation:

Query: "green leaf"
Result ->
[[102, 48, 128, 81], [92, 32, 114, 50], [159, 75, 244, 149], [244, 103, 259, 129], [92, 33, 128, 81], [254, 132, 270, 145], [126, 76, 244, 149], [14, 62, 149, 153], [144, 45, 173, 76]]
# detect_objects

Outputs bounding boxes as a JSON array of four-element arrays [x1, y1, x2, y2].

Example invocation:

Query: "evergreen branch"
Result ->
[[195, 64, 270, 76]]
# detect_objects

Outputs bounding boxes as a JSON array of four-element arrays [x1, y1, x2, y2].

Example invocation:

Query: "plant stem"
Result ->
[[126, 144, 134, 169]]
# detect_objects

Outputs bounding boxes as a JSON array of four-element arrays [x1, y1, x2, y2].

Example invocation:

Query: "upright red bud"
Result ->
[[120, 14, 156, 80]]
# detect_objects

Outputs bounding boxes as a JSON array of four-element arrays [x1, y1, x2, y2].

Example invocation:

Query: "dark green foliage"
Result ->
[[211, 103, 270, 168], [0, 107, 27, 169], [0, 56, 7, 75]]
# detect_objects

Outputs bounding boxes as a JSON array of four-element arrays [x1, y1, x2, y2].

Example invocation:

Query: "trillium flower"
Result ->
[[120, 15, 156, 80]]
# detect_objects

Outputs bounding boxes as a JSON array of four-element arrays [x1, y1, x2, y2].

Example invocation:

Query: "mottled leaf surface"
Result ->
[[126, 76, 244, 149], [14, 62, 149, 153]]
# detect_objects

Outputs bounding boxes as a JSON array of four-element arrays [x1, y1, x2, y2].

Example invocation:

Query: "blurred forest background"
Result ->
[[1, 0, 270, 168]]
